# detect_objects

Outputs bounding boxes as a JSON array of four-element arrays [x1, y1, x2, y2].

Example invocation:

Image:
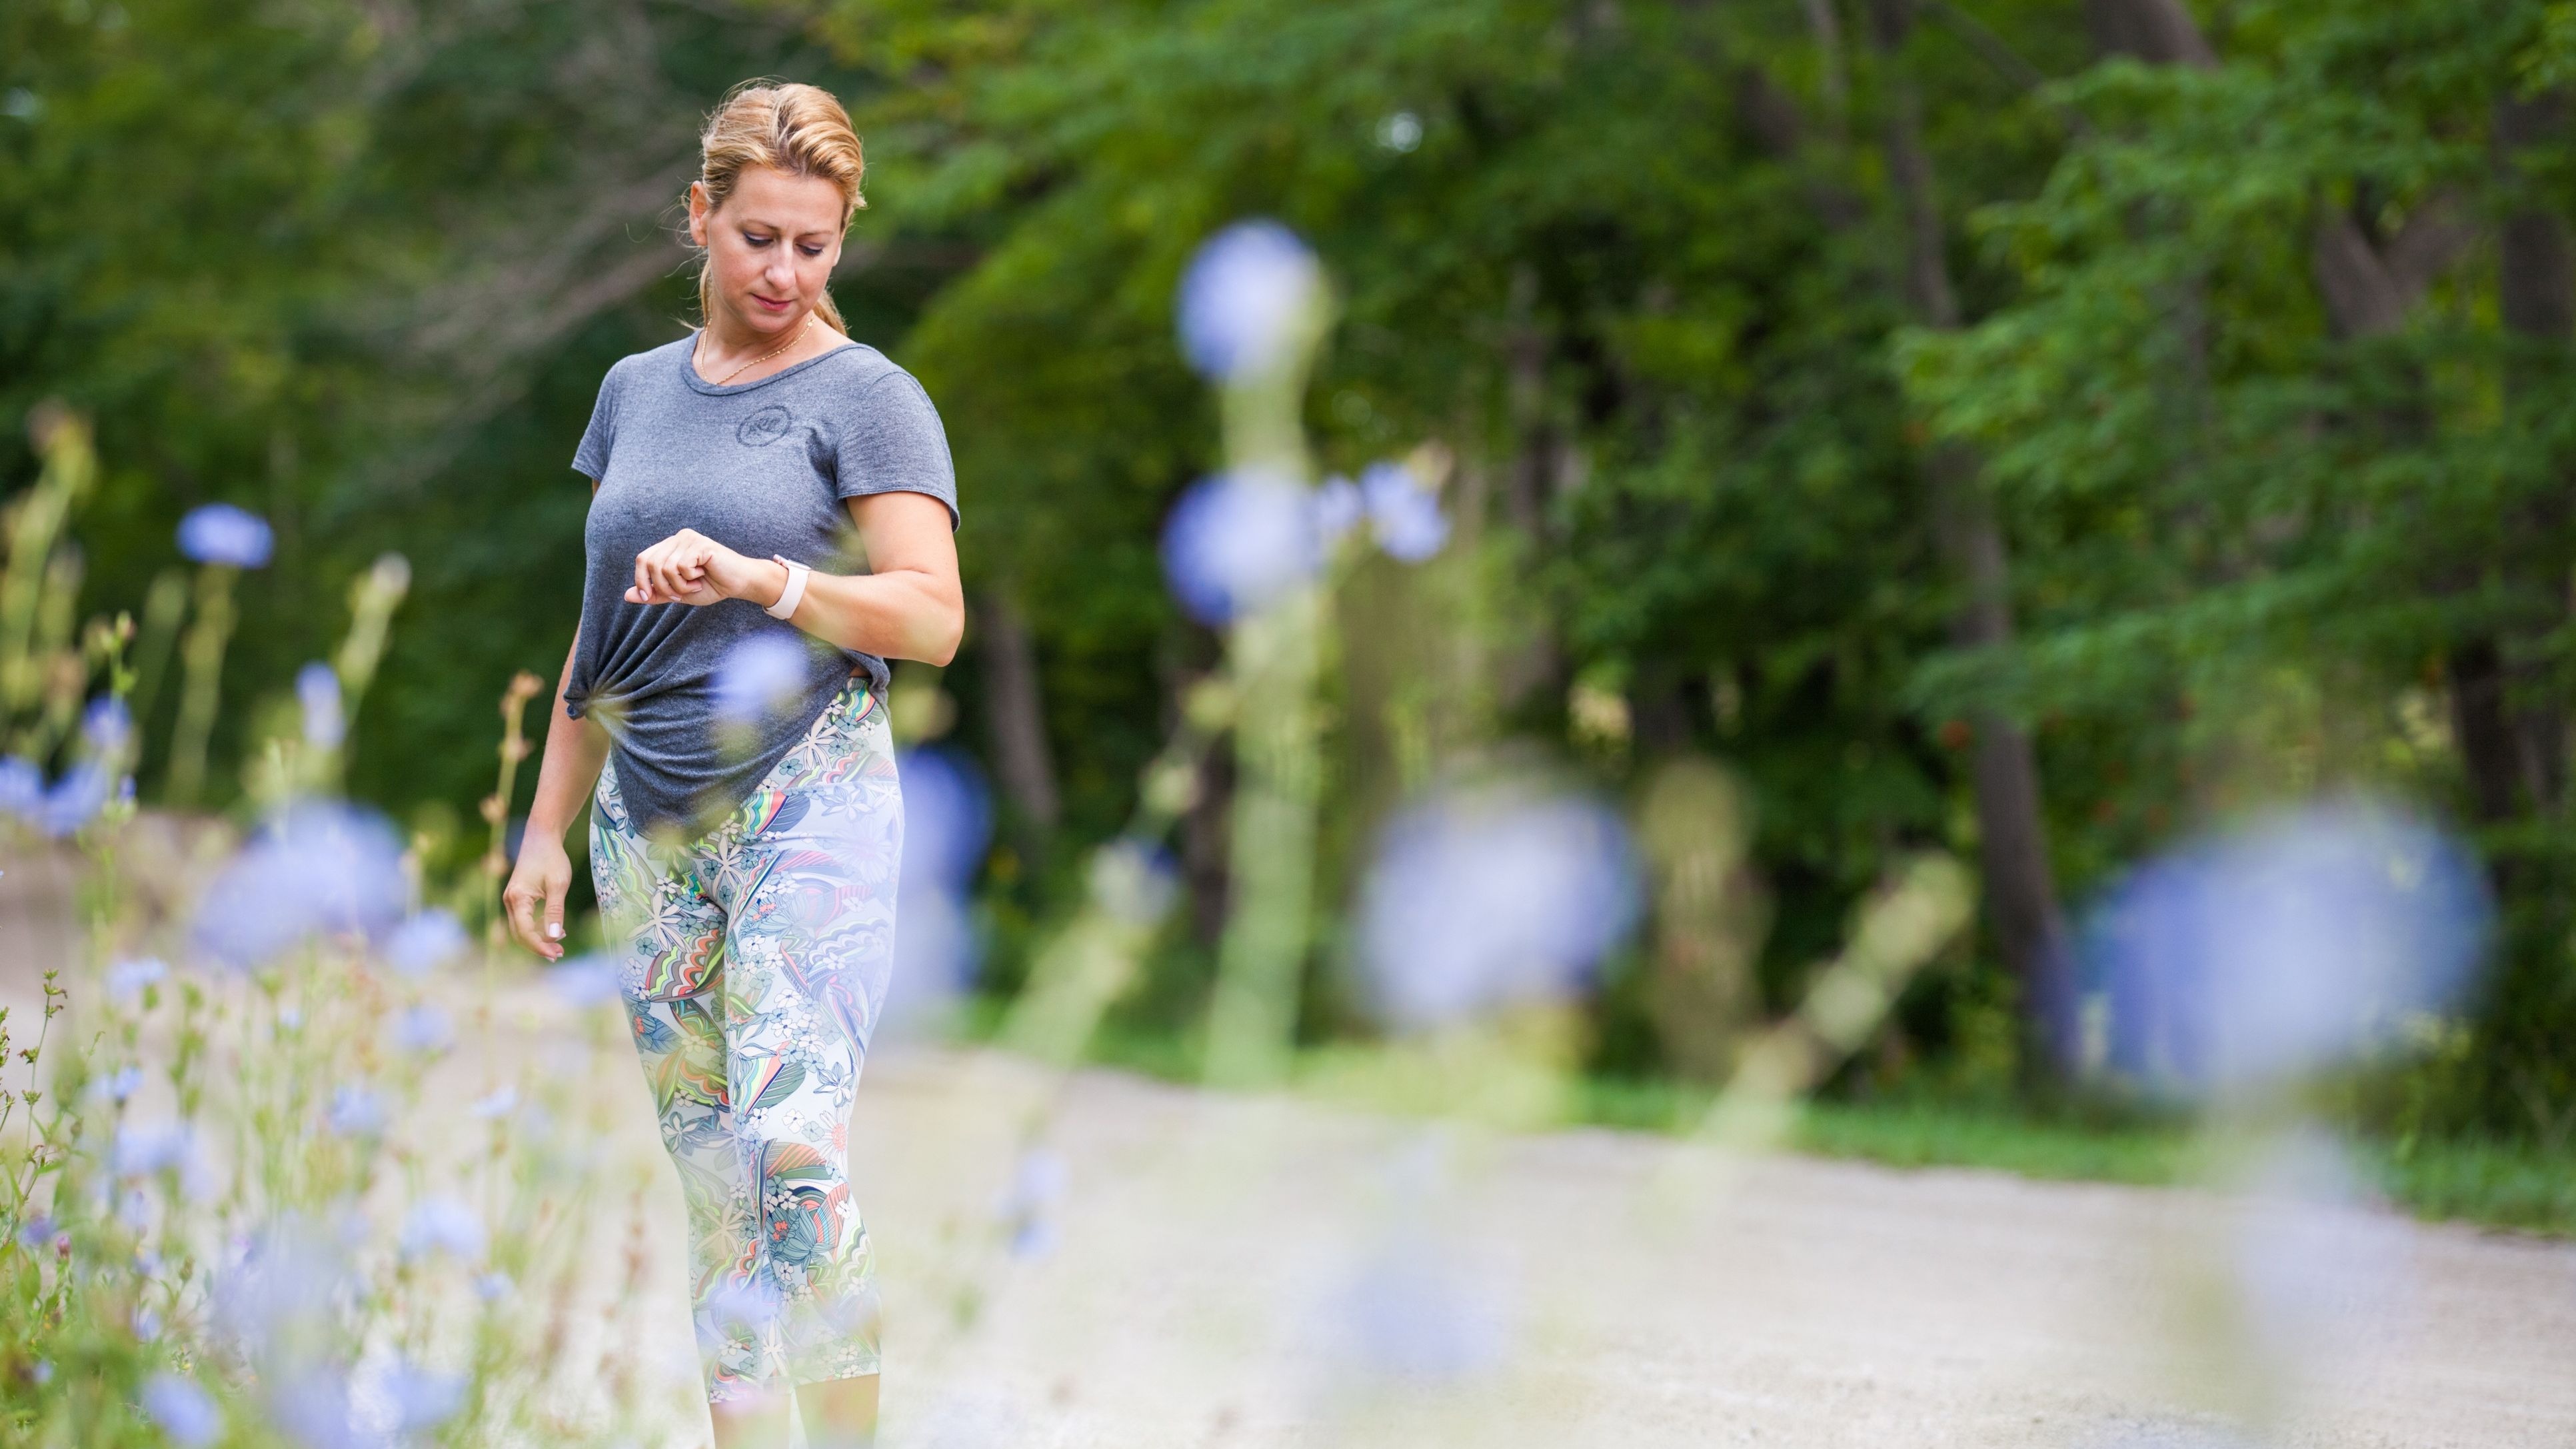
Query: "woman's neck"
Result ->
[[694, 307, 837, 385]]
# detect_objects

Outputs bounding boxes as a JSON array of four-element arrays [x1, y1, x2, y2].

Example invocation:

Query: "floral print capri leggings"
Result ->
[[589, 676, 898, 1404]]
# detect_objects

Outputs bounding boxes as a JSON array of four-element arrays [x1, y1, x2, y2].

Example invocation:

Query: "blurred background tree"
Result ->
[[7, 0, 2573, 1145]]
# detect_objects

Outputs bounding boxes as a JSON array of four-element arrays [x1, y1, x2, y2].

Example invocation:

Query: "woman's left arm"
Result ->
[[625, 491, 963, 665]]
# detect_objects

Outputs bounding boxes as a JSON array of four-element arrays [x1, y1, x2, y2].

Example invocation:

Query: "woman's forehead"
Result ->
[[722, 165, 847, 231]]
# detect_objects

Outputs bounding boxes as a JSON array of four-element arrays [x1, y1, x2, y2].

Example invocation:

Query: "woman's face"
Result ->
[[689, 163, 847, 337]]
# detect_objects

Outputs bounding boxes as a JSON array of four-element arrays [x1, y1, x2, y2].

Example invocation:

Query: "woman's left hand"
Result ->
[[626, 528, 776, 608]]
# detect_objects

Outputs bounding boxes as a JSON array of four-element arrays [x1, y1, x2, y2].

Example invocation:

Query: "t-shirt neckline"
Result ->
[[678, 329, 863, 397]]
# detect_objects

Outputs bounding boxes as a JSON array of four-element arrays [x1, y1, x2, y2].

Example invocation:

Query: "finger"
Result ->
[[633, 551, 658, 604], [505, 884, 543, 956], [540, 877, 567, 960], [653, 558, 690, 603]]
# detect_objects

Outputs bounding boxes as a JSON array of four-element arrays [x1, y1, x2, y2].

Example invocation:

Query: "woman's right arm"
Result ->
[[502, 630, 611, 960]]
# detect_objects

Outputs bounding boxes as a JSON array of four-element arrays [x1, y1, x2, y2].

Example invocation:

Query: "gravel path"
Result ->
[[839, 1053, 2576, 1449], [5, 838, 2571, 1448]]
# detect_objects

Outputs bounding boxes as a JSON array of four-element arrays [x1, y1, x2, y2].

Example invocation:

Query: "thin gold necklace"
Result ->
[[702, 313, 812, 387]]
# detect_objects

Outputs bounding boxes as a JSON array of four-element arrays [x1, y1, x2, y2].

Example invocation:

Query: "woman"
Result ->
[[503, 81, 960, 1449]]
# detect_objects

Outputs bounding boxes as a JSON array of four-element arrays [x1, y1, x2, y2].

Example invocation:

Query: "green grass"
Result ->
[[2369, 1135, 2576, 1238], [1787, 1096, 2195, 1186]]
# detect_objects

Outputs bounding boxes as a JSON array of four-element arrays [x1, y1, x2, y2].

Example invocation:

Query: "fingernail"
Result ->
[[546, 922, 563, 940]]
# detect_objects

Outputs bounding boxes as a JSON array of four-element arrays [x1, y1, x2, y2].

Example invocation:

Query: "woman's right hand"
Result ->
[[503, 832, 575, 961]]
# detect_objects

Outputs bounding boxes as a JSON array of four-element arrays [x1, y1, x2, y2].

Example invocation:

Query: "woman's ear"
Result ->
[[686, 181, 711, 247]]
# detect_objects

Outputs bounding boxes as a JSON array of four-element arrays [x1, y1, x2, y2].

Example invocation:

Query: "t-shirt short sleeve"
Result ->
[[836, 371, 960, 529], [571, 363, 623, 481]]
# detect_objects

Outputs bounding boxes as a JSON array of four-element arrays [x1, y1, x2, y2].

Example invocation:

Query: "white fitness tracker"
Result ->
[[764, 556, 811, 621]]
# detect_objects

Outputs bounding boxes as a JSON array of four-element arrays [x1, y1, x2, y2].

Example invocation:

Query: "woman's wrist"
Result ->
[[522, 808, 575, 848], [724, 555, 791, 608]]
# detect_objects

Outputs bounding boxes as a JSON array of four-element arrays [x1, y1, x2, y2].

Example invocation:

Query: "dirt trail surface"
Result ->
[[5, 840, 2573, 1448]]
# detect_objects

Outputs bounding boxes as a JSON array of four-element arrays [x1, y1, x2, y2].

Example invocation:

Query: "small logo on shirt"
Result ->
[[738, 404, 796, 448]]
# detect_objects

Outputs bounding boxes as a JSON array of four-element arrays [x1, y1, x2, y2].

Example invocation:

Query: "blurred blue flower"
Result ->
[[1360, 459, 1449, 563], [16, 1214, 51, 1250], [141, 1373, 221, 1448], [381, 909, 467, 978], [81, 695, 131, 756], [113, 1119, 194, 1178], [102, 1064, 145, 1103], [882, 888, 972, 1039], [1160, 469, 1320, 627], [393, 1004, 452, 1054], [2083, 799, 2490, 1098], [399, 1197, 483, 1261], [884, 746, 992, 1036], [132, 1304, 163, 1340], [213, 1222, 342, 1354], [898, 746, 991, 894], [1177, 219, 1322, 381], [0, 756, 39, 818], [1356, 786, 1641, 1029], [327, 1086, 385, 1137], [996, 1147, 1068, 1260], [373, 1358, 465, 1436], [105, 956, 167, 1002], [271, 1369, 358, 1449], [1314, 475, 1365, 549], [177, 503, 273, 568], [36, 760, 111, 838], [473, 1270, 513, 1302], [712, 633, 810, 723], [297, 663, 344, 750], [696, 1276, 784, 1343], [193, 801, 407, 968], [1332, 1232, 1508, 1381], [468, 1086, 517, 1119], [545, 954, 621, 1006]]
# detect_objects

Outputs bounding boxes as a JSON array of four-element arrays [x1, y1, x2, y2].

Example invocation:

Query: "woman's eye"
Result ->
[[798, 245, 824, 258], [742, 232, 772, 247]]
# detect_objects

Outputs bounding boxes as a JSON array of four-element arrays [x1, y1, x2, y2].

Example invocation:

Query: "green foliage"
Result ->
[[7, 0, 2576, 1138]]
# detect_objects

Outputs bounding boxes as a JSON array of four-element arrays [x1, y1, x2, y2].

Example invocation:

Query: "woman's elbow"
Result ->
[[920, 597, 966, 667]]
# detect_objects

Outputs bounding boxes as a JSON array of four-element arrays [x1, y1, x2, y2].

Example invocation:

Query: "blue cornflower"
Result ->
[[327, 1086, 385, 1137], [712, 634, 811, 723], [297, 663, 343, 749], [382, 909, 468, 978], [1360, 459, 1450, 562], [1160, 469, 1322, 626], [192, 800, 407, 968], [141, 1373, 221, 1448], [399, 1198, 484, 1261], [176, 503, 273, 568], [392, 1004, 452, 1054], [1356, 786, 1640, 1030], [1177, 220, 1323, 381]]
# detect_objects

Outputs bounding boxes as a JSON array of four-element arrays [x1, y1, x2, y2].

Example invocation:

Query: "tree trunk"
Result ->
[[1498, 263, 1568, 710], [2495, 89, 2573, 818], [1866, 0, 2077, 1080], [976, 591, 1061, 853], [2084, 0, 2215, 69]]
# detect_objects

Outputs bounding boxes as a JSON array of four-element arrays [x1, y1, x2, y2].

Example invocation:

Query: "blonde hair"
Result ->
[[693, 80, 866, 335]]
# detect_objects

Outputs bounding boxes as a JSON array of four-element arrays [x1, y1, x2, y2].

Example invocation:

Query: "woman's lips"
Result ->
[[751, 294, 794, 313]]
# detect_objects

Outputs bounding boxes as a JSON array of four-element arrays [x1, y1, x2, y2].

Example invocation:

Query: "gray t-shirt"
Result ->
[[567, 334, 958, 836]]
